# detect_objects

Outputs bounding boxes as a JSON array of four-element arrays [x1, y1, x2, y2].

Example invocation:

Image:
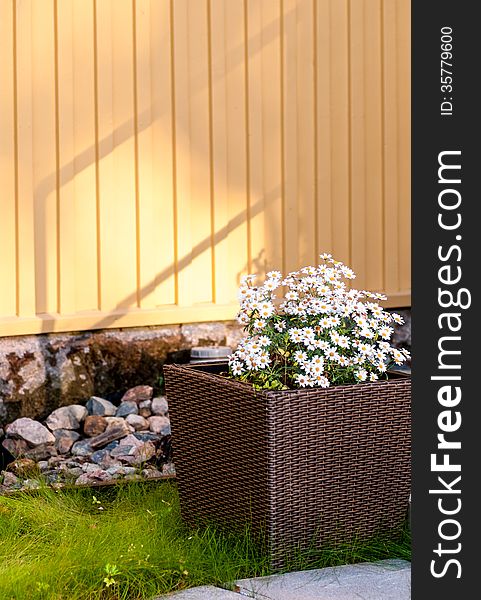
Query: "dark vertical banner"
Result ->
[[412, 2, 478, 598]]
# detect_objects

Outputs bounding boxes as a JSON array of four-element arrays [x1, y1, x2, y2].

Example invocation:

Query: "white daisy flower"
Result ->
[[258, 335, 271, 346], [267, 270, 282, 279], [355, 369, 368, 382], [296, 374, 310, 387], [378, 327, 393, 340], [324, 346, 338, 361], [313, 375, 330, 388], [294, 351, 308, 364]]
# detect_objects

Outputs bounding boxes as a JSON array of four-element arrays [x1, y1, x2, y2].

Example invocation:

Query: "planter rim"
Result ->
[[164, 362, 411, 399]]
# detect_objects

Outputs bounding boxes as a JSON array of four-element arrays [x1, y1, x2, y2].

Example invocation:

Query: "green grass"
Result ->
[[0, 481, 410, 600]]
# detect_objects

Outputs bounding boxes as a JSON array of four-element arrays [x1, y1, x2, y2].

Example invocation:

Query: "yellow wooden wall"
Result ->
[[0, 0, 410, 337]]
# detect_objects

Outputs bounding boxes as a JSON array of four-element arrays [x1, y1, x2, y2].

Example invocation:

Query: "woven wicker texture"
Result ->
[[164, 365, 411, 568]]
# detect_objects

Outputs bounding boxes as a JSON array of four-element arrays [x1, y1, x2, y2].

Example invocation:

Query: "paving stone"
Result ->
[[155, 586, 240, 599], [234, 559, 411, 600]]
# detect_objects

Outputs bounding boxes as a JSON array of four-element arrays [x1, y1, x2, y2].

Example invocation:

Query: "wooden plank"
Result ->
[[72, 0, 98, 312], [96, 0, 137, 311], [210, 0, 231, 303], [261, 0, 283, 274], [111, 0, 138, 308], [56, 0, 76, 315], [224, 0, 249, 296], [397, 0, 411, 293], [315, 0, 332, 256], [363, 0, 383, 291], [187, 0, 213, 305], [296, 0, 316, 267], [382, 0, 400, 294], [15, 0, 36, 317], [245, 0, 266, 281], [282, 0, 299, 273], [0, 303, 239, 336], [171, 0, 193, 307], [328, 0, 350, 265], [31, 0, 57, 315], [349, 0, 367, 285], [141, 0, 176, 307], [134, 0, 156, 310], [0, 0, 17, 317]]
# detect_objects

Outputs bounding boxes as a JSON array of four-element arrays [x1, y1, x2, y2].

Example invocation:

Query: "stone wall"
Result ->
[[0, 322, 244, 426], [0, 310, 410, 427]]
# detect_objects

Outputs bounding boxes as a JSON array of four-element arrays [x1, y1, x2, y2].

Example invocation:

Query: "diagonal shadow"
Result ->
[[88, 183, 281, 331], [30, 3, 292, 333]]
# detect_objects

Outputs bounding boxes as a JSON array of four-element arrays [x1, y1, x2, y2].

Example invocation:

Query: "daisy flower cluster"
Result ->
[[228, 254, 410, 390]]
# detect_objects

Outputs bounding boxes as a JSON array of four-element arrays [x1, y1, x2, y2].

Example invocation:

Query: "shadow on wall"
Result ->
[[30, 3, 293, 336]]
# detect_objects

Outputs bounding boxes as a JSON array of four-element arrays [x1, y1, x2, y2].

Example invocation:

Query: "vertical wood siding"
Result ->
[[0, 0, 410, 336]]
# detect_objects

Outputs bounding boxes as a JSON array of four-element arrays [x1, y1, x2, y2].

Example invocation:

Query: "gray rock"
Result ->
[[105, 417, 126, 429], [90, 449, 110, 464], [54, 429, 81, 454], [162, 463, 176, 476], [123, 441, 156, 466], [133, 432, 162, 444], [45, 405, 88, 431], [106, 466, 137, 477], [125, 414, 149, 431], [138, 399, 152, 418], [104, 440, 120, 452], [38, 460, 49, 472], [82, 462, 105, 473], [71, 439, 93, 457], [6, 417, 55, 446], [110, 444, 135, 458], [151, 396, 169, 416], [86, 396, 117, 417], [119, 434, 144, 448], [75, 469, 110, 485], [120, 385, 153, 404], [23, 443, 58, 461], [148, 416, 171, 436], [2, 437, 29, 458], [141, 468, 163, 479], [1, 471, 20, 488], [115, 402, 138, 418], [88, 450, 121, 469], [67, 467, 83, 478]]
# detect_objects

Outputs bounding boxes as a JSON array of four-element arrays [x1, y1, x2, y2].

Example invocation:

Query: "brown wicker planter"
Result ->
[[164, 363, 411, 568]]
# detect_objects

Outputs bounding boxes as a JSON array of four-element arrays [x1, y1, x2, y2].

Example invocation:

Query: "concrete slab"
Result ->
[[234, 559, 411, 600], [155, 585, 240, 599]]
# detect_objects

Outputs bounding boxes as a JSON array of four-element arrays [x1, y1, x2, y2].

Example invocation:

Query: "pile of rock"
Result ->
[[0, 385, 174, 493]]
